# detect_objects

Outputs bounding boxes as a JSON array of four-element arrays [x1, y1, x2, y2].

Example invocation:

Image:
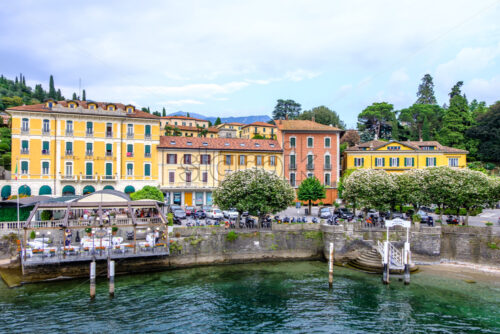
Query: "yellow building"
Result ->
[[343, 140, 468, 173], [158, 136, 283, 206], [6, 99, 161, 196], [241, 122, 276, 139], [160, 116, 210, 129], [216, 122, 244, 138]]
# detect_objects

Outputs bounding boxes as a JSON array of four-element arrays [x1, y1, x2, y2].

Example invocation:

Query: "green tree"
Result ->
[[162, 107, 166, 117], [213, 168, 295, 227], [298, 105, 345, 128], [56, 89, 63, 100], [214, 117, 222, 126], [357, 102, 395, 140], [72, 92, 78, 100], [208, 120, 213, 127], [272, 99, 301, 120], [130, 185, 164, 202], [48, 75, 56, 99], [399, 104, 443, 141], [164, 125, 173, 136], [416, 74, 437, 105], [186, 112, 190, 117], [82, 89, 86, 101], [297, 176, 326, 214], [173, 127, 182, 136], [33, 84, 46, 102], [466, 101, 500, 162]]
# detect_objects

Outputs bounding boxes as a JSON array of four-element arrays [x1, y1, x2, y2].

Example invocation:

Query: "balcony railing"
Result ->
[[61, 175, 76, 181], [21, 127, 29, 134], [106, 151, 113, 157], [144, 152, 151, 158], [21, 149, 29, 154], [126, 152, 134, 157], [307, 163, 314, 170], [106, 131, 113, 138], [145, 133, 151, 140], [289, 164, 297, 170], [85, 151, 93, 157], [42, 149, 50, 155], [101, 175, 117, 181], [82, 175, 97, 181], [66, 129, 73, 136], [66, 150, 74, 156], [127, 132, 134, 139], [86, 129, 94, 137], [324, 163, 331, 170], [42, 128, 50, 135]]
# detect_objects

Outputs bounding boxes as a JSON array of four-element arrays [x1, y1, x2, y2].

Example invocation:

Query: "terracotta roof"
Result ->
[[275, 119, 342, 132], [166, 125, 218, 133], [217, 122, 244, 128], [345, 140, 468, 154], [241, 121, 276, 128], [158, 136, 282, 152], [161, 115, 208, 122], [7, 100, 160, 120]]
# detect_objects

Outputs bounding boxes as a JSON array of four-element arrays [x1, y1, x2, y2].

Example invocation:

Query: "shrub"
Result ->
[[412, 214, 421, 222], [226, 231, 238, 242], [485, 222, 493, 226], [30, 230, 36, 239], [111, 225, 118, 233], [85, 227, 92, 234], [167, 213, 173, 226], [40, 210, 51, 221]]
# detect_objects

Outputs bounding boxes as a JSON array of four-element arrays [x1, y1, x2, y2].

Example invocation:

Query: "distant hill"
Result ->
[[167, 111, 271, 124]]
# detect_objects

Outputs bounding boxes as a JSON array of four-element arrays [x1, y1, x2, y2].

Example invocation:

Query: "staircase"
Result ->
[[346, 243, 418, 274]]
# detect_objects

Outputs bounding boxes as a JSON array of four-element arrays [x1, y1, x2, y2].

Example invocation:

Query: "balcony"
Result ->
[[82, 174, 97, 181], [145, 133, 151, 140], [42, 128, 50, 135], [127, 132, 134, 139], [106, 131, 113, 138], [65, 129, 73, 136], [101, 175, 117, 181], [61, 175, 77, 181], [324, 163, 331, 170], [306, 163, 314, 170], [85, 151, 93, 157], [21, 127, 29, 134], [86, 129, 94, 137], [65, 150, 74, 157], [144, 152, 151, 158], [126, 152, 134, 157], [105, 151, 113, 157], [20, 149, 29, 155], [42, 149, 50, 155], [289, 164, 297, 170]]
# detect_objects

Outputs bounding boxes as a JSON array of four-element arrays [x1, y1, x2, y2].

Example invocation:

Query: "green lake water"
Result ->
[[1, 261, 499, 333]]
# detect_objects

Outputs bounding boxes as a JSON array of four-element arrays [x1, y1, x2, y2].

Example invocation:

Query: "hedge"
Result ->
[[0, 206, 32, 222]]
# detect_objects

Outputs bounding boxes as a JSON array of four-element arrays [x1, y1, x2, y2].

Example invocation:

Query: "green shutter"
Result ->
[[412, 157, 415, 167], [66, 142, 72, 151], [42, 141, 49, 150], [389, 158, 392, 167], [127, 144, 133, 152], [86, 143, 92, 152], [361, 158, 364, 167], [433, 157, 436, 166], [21, 161, 28, 171], [106, 163, 112, 176], [86, 162, 92, 176], [145, 164, 151, 176], [145, 145, 151, 154], [145, 125, 151, 135], [106, 143, 112, 152], [86, 121, 92, 129], [22, 141, 28, 149], [42, 161, 49, 169], [426, 157, 428, 167]]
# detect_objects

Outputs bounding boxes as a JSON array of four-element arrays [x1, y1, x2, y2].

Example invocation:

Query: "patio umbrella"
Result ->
[[75, 231, 81, 243]]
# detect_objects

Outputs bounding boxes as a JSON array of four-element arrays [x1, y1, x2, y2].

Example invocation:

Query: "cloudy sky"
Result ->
[[1, 0, 499, 127]]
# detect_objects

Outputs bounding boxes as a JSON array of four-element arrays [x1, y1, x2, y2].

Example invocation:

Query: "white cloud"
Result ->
[[465, 76, 500, 102], [161, 99, 204, 106], [284, 69, 320, 82], [389, 69, 410, 85]]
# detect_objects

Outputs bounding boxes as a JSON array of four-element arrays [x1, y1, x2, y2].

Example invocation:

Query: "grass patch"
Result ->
[[304, 231, 323, 240], [487, 242, 499, 250], [226, 231, 238, 242]]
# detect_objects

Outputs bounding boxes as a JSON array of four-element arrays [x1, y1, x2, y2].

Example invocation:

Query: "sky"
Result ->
[[1, 0, 499, 128]]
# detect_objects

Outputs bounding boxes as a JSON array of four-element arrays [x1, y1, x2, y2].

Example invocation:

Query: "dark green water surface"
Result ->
[[1, 261, 499, 333]]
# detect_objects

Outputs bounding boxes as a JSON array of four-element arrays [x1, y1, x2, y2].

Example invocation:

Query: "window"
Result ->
[[89, 104, 96, 110], [69, 103, 75, 109], [106, 123, 113, 137], [127, 107, 133, 113], [21, 161, 28, 175], [307, 137, 314, 148], [169, 171, 175, 183], [86, 121, 93, 135], [448, 158, 459, 167], [239, 155, 246, 165], [145, 125, 151, 138], [375, 157, 384, 167], [108, 105, 115, 111], [186, 171, 191, 183], [42, 141, 49, 154], [42, 161, 49, 175], [66, 142, 73, 155], [290, 173, 296, 187], [106, 143, 112, 156], [404, 157, 414, 167], [225, 155, 232, 165], [145, 145, 151, 157], [324, 137, 331, 148], [65, 162, 73, 177], [307, 154, 314, 168], [182, 122, 186, 126], [290, 155, 296, 168], [201, 154, 210, 165], [426, 157, 436, 167], [105, 163, 113, 177], [324, 155, 331, 168], [421, 146, 435, 151], [21, 118, 29, 132], [184, 154, 192, 164], [21, 140, 29, 154], [270, 156, 276, 166], [290, 137, 296, 148], [66, 120, 73, 134], [324, 173, 331, 186], [42, 119, 50, 133], [144, 164, 151, 177], [307, 172, 313, 178], [167, 154, 177, 164], [127, 124, 134, 137], [354, 157, 364, 167], [85, 162, 93, 177], [202, 171, 208, 183], [256, 155, 262, 166], [387, 146, 401, 150], [127, 144, 134, 157], [389, 157, 399, 167], [86, 143, 93, 156], [127, 163, 134, 176]]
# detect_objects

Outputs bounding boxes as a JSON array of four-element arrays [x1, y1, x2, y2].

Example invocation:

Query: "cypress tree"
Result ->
[[416, 74, 437, 105], [48, 75, 56, 99], [72, 92, 77, 100], [162, 107, 166, 117], [56, 89, 63, 100], [214, 117, 222, 126], [422, 118, 431, 141], [82, 89, 86, 101]]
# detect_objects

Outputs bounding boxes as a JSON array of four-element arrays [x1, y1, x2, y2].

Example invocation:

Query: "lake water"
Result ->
[[1, 261, 499, 333]]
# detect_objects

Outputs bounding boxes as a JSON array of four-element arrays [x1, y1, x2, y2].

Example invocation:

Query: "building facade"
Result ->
[[160, 115, 210, 129], [241, 122, 276, 139], [217, 122, 244, 138], [6, 99, 160, 197], [343, 140, 468, 172], [158, 136, 283, 206], [275, 120, 342, 204]]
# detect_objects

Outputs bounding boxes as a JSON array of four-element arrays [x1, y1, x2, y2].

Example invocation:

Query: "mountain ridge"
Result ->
[[167, 111, 271, 124]]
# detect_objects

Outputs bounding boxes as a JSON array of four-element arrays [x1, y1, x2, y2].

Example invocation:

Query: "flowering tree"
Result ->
[[394, 169, 428, 215], [213, 168, 295, 227], [452, 169, 491, 225], [422, 167, 458, 222]]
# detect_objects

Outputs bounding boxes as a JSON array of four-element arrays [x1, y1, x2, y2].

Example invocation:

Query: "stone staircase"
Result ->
[[346, 245, 418, 274]]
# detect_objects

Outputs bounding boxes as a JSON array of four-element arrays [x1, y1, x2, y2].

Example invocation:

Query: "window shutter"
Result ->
[[174, 154, 177, 164], [425, 157, 428, 167], [433, 157, 436, 166], [207, 155, 211, 164], [184, 155, 187, 164], [361, 158, 364, 166], [382, 158, 385, 167], [389, 158, 392, 167]]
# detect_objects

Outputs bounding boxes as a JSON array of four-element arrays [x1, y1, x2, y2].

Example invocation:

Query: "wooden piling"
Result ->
[[328, 242, 334, 288], [109, 260, 115, 298], [90, 261, 96, 300]]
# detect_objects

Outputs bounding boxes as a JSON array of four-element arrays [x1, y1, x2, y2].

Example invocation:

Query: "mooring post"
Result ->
[[109, 260, 115, 298], [328, 242, 334, 288], [90, 261, 96, 300], [404, 226, 410, 285]]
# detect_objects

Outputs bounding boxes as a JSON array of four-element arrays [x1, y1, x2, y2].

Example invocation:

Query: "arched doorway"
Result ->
[[124, 185, 135, 194], [82, 185, 95, 195], [18, 185, 31, 196], [62, 185, 75, 196], [1, 185, 11, 199], [39, 185, 52, 195]]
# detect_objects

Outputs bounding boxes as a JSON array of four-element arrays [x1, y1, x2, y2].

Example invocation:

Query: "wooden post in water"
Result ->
[[90, 261, 96, 299], [109, 260, 115, 298], [133, 224, 137, 254], [382, 226, 390, 284], [328, 242, 334, 288]]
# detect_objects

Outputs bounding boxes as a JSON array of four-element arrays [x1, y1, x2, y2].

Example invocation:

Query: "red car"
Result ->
[[185, 206, 195, 216]]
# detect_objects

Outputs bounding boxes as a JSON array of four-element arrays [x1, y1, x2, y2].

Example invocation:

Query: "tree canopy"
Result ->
[[415, 74, 437, 105], [357, 102, 395, 140], [272, 99, 301, 120], [130, 186, 164, 202], [297, 176, 326, 213], [298, 105, 345, 128], [467, 101, 500, 162]]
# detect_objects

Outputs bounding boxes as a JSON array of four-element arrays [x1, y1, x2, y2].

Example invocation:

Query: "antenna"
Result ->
[[79, 78, 81, 100]]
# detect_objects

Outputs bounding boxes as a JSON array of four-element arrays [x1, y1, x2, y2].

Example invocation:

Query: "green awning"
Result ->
[[124, 185, 135, 194], [82, 185, 95, 195], [103, 185, 114, 190], [62, 185, 75, 195], [1, 185, 11, 199], [18, 185, 31, 196], [38, 185, 52, 195]]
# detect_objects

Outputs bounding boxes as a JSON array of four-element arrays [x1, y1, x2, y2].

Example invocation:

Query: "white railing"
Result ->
[[389, 243, 403, 268]]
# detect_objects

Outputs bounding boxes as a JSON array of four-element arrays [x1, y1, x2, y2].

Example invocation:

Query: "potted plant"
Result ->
[[112, 225, 118, 235], [85, 227, 92, 236], [30, 230, 36, 239]]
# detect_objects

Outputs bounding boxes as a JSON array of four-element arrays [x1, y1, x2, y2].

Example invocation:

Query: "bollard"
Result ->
[[328, 242, 334, 288], [109, 260, 115, 298], [90, 261, 96, 300], [382, 241, 390, 284], [404, 242, 410, 285]]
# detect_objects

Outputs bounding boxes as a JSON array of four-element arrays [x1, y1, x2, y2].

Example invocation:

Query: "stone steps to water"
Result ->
[[346, 247, 419, 274]]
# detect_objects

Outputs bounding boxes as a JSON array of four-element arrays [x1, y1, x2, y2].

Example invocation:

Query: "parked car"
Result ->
[[223, 209, 239, 219], [319, 207, 332, 219], [173, 209, 186, 220], [194, 210, 206, 219], [391, 212, 405, 219], [185, 206, 195, 216], [335, 208, 354, 220], [169, 205, 182, 213], [206, 208, 224, 219]]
